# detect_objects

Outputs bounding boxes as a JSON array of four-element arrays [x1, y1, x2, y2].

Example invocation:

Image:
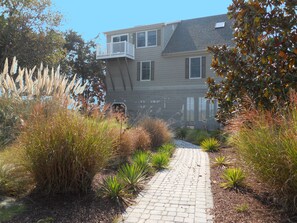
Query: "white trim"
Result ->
[[189, 56, 202, 79], [111, 33, 129, 43], [140, 61, 152, 81], [136, 30, 157, 48]]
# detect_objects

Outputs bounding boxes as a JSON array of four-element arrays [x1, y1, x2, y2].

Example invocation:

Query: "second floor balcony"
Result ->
[[96, 41, 135, 60]]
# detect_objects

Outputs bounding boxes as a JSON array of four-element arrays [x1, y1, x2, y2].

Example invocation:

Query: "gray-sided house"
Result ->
[[96, 14, 233, 129]]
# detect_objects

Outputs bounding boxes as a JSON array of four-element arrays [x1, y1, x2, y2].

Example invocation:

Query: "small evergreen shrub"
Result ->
[[175, 127, 188, 139], [151, 152, 169, 170], [221, 168, 245, 189], [158, 143, 175, 157], [213, 156, 231, 167], [185, 129, 210, 145], [132, 151, 151, 175], [118, 163, 146, 192], [201, 138, 220, 152], [97, 176, 128, 205], [139, 117, 172, 148]]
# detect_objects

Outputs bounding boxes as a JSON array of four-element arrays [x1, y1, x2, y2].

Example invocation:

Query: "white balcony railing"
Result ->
[[96, 41, 135, 60]]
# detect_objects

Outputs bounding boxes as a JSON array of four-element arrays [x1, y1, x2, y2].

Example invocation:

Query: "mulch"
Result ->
[[209, 146, 295, 223]]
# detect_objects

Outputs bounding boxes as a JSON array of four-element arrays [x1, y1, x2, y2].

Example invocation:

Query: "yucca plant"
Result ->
[[213, 156, 231, 167], [151, 152, 170, 170], [201, 138, 220, 152], [97, 176, 129, 205], [158, 143, 175, 157], [132, 151, 151, 175], [221, 168, 245, 189], [118, 163, 146, 193]]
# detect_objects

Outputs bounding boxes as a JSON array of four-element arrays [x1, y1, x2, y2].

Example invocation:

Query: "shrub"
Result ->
[[129, 127, 151, 151], [185, 129, 210, 145], [132, 151, 151, 175], [158, 143, 175, 157], [151, 152, 170, 170], [175, 127, 188, 139], [0, 147, 33, 196], [201, 138, 220, 152], [229, 105, 297, 211], [138, 117, 172, 148], [97, 176, 128, 205], [221, 168, 245, 189], [20, 109, 117, 194], [118, 164, 146, 193], [213, 156, 231, 167], [116, 129, 136, 159]]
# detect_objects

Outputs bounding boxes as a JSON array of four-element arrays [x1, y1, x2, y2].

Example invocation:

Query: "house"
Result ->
[[96, 14, 233, 129]]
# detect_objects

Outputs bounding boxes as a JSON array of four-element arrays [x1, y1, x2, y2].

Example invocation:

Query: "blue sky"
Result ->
[[51, 0, 233, 43]]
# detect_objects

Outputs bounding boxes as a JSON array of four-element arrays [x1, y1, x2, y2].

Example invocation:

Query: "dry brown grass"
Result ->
[[129, 127, 151, 151], [138, 117, 172, 148]]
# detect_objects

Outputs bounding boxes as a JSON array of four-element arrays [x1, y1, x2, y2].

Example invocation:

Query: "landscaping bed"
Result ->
[[209, 146, 291, 223]]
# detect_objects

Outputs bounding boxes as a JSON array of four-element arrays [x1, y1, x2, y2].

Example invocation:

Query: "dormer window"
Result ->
[[136, 30, 157, 48], [112, 34, 128, 42]]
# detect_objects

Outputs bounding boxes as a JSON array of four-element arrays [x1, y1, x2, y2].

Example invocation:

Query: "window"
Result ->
[[190, 57, 202, 79], [198, 97, 207, 121], [136, 30, 157, 48], [208, 99, 217, 118], [112, 34, 128, 42], [186, 97, 194, 122], [141, 61, 151, 81]]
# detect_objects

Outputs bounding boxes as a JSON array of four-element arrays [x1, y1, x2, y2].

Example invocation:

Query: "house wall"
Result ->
[[103, 25, 220, 130]]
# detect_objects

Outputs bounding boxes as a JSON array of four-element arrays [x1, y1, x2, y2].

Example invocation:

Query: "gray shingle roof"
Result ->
[[162, 14, 233, 55]]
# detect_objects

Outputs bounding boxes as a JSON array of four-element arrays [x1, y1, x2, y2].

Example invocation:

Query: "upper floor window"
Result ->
[[112, 34, 128, 42], [190, 57, 202, 79], [137, 30, 157, 48]]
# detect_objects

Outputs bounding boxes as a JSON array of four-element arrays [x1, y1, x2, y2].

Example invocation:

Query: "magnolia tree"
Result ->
[[206, 0, 297, 123]]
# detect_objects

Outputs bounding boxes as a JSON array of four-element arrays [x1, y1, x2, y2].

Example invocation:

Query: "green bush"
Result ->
[[139, 117, 172, 148], [158, 143, 175, 157], [201, 138, 220, 152], [174, 127, 188, 139], [151, 152, 169, 170], [0, 147, 33, 196], [118, 163, 146, 193], [229, 106, 297, 211], [185, 129, 210, 145], [97, 176, 128, 205], [132, 151, 151, 175], [20, 109, 118, 194], [221, 168, 245, 189], [213, 156, 231, 167]]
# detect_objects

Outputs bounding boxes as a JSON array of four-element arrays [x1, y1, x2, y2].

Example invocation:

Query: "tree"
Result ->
[[0, 0, 65, 68], [61, 31, 105, 108], [206, 0, 297, 123]]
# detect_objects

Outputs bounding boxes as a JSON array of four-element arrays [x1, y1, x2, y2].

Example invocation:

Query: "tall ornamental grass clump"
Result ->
[[139, 117, 172, 148], [229, 101, 297, 212], [20, 108, 118, 194]]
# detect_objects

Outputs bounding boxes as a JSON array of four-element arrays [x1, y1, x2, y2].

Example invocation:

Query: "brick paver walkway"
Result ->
[[122, 140, 213, 223]]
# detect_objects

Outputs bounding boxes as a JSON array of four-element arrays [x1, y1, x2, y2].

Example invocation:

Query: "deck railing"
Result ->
[[96, 41, 135, 59]]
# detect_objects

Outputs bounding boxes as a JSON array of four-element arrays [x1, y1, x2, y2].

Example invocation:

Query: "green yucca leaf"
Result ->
[[201, 138, 220, 152], [221, 168, 245, 189], [118, 164, 146, 192], [151, 152, 170, 170]]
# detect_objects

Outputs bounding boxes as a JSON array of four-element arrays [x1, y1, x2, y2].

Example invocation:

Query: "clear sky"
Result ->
[[51, 0, 233, 43]]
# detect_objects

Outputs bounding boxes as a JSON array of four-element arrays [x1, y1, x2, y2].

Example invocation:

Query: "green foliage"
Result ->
[[0, 202, 26, 222], [213, 156, 231, 167], [118, 164, 146, 193], [229, 104, 297, 211], [175, 128, 188, 139], [151, 152, 170, 170], [20, 109, 117, 194], [201, 138, 220, 152], [139, 117, 172, 148], [158, 143, 175, 157], [221, 168, 245, 189], [185, 129, 210, 145], [235, 203, 249, 213], [0, 147, 33, 196], [97, 176, 128, 205], [0, 0, 64, 68], [206, 0, 297, 123], [132, 151, 151, 175]]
